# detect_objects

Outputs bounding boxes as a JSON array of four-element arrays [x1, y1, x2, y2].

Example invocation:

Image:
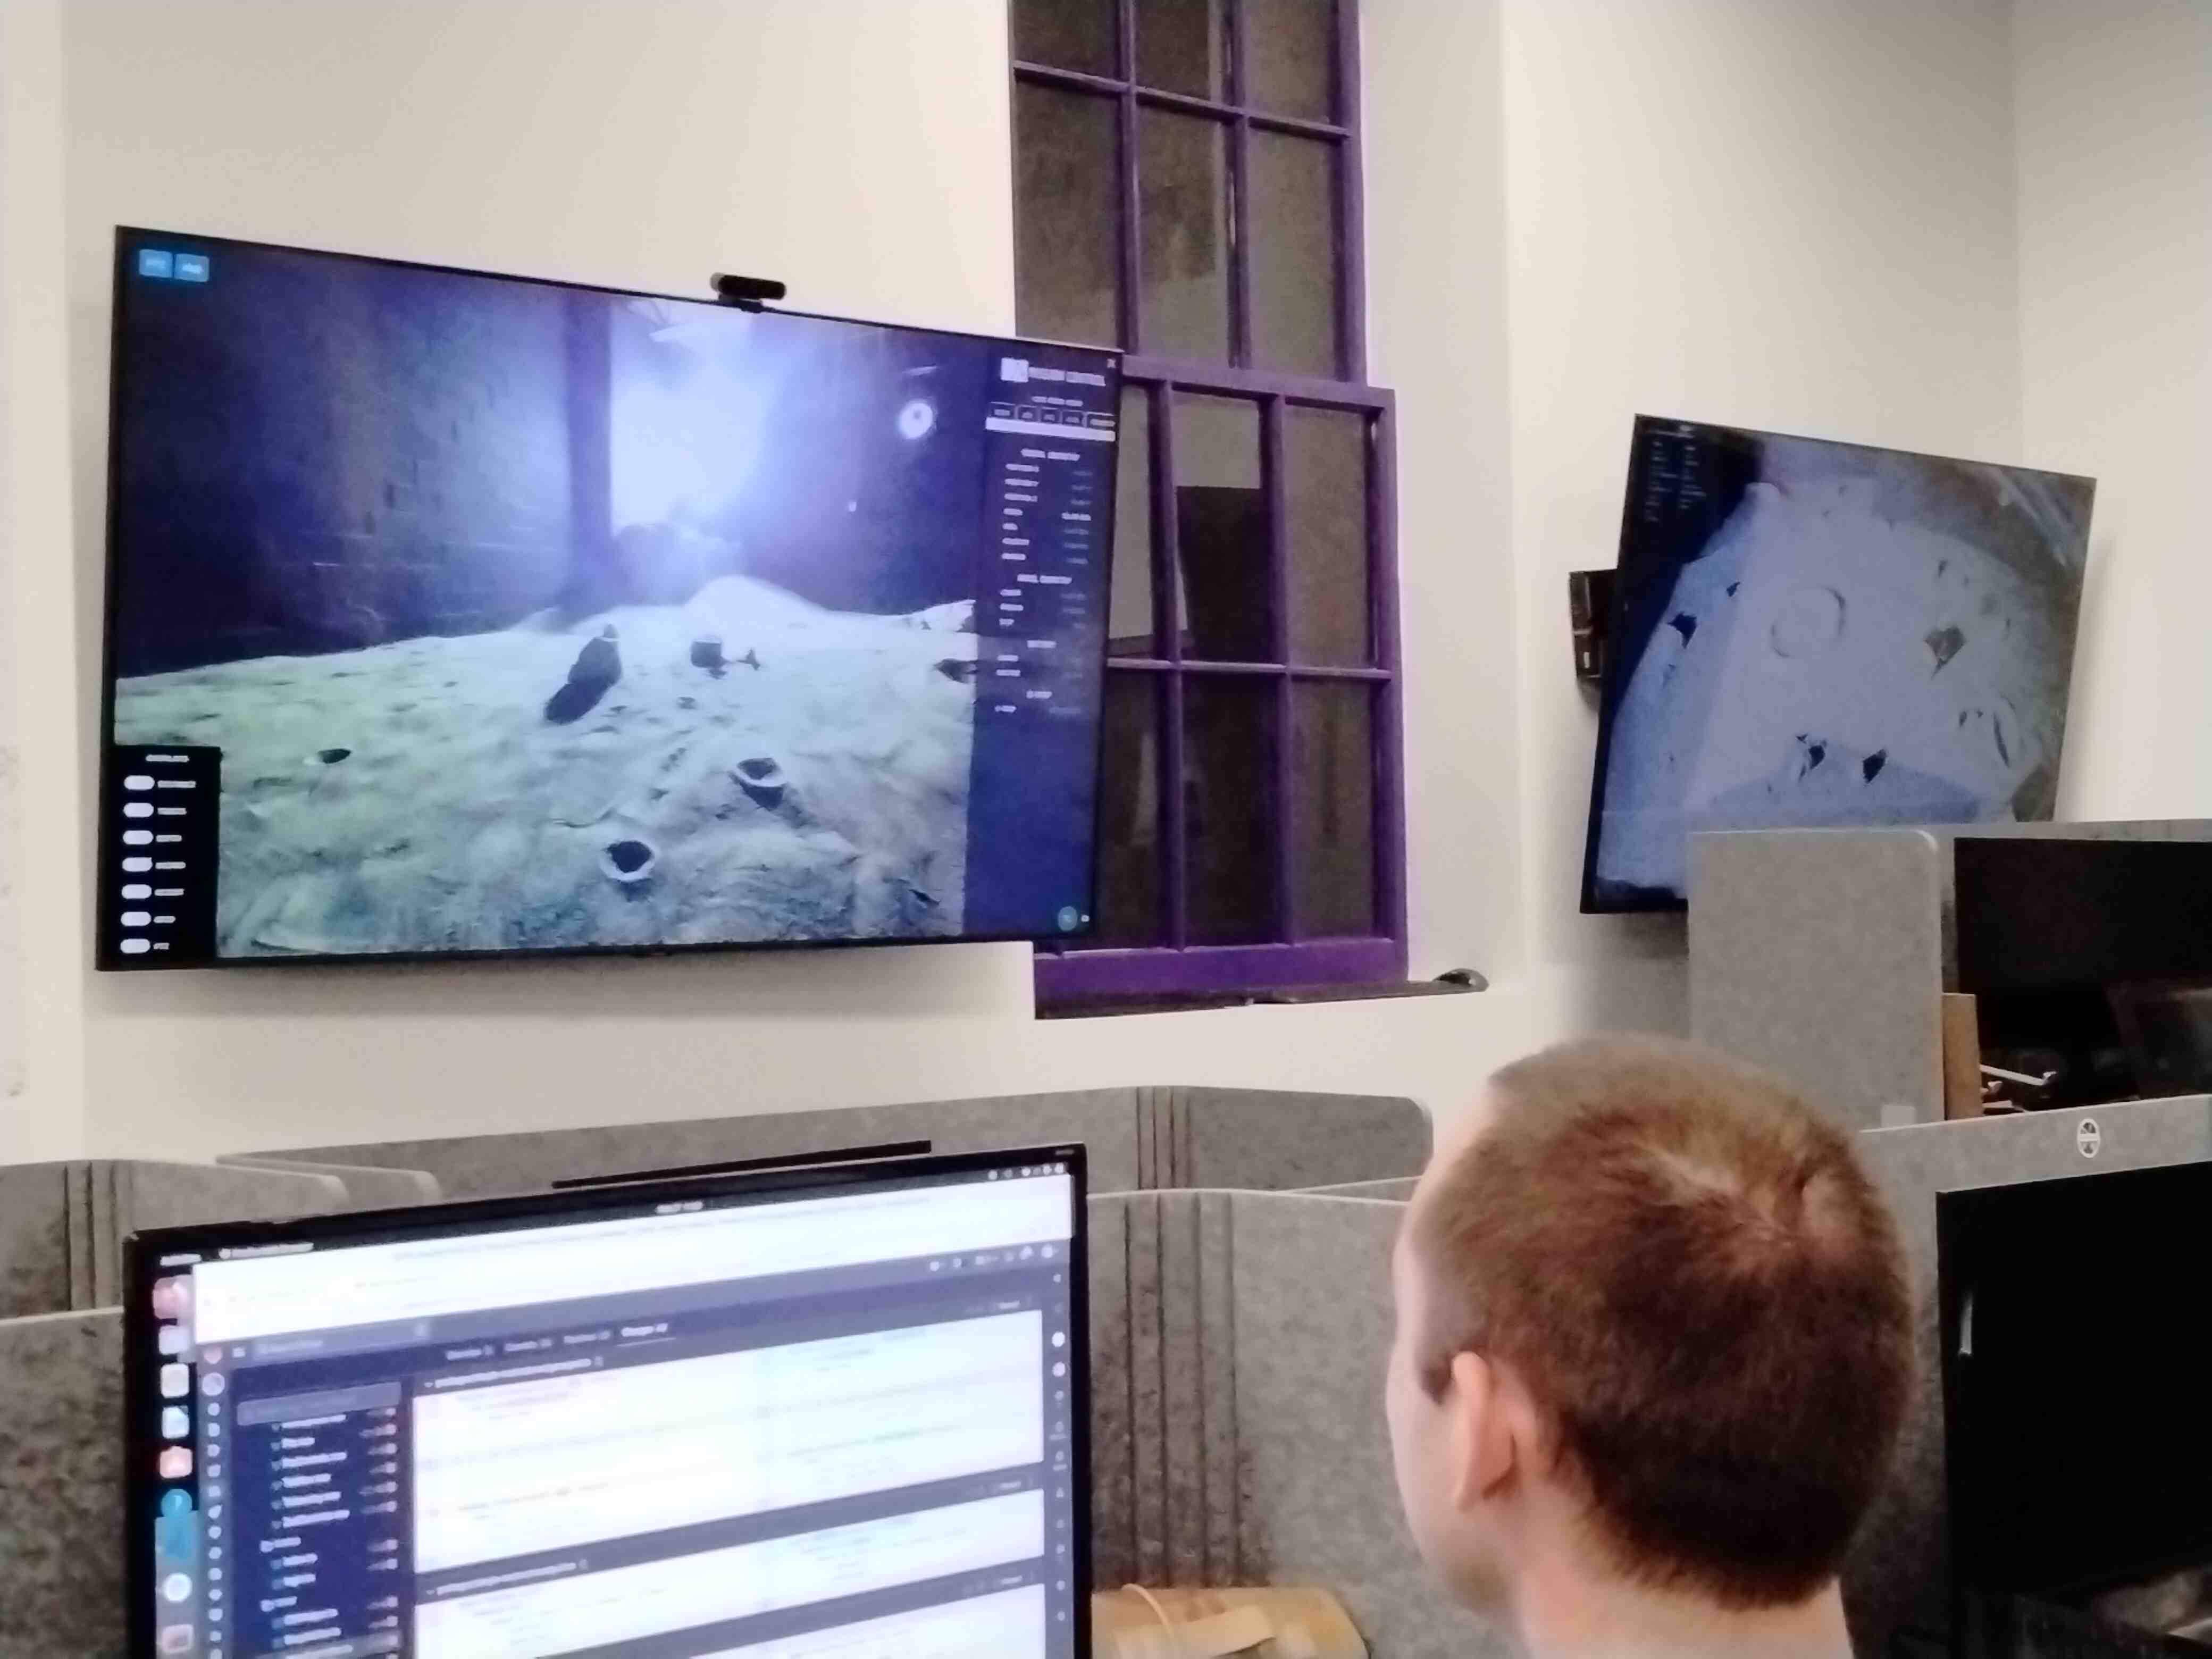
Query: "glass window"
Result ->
[[1242, 0, 1338, 120], [1137, 110, 1232, 361], [1107, 386, 1159, 658], [1013, 85, 1121, 347], [1247, 130, 1340, 377], [1011, 0, 1120, 76], [1135, 0, 1228, 99], [1171, 393, 1270, 661], [1091, 673, 1169, 945], [1185, 676, 1279, 943], [1011, 0, 1403, 998], [1289, 680, 1376, 935], [1285, 404, 1370, 665]]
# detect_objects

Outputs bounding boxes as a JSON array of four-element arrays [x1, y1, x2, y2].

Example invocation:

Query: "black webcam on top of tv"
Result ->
[[710, 272, 786, 311]]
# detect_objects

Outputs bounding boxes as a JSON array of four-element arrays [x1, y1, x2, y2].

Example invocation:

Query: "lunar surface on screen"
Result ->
[[114, 578, 976, 956], [1593, 437, 2090, 904]]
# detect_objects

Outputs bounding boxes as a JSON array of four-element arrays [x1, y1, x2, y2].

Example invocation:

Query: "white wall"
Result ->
[[6, 0, 1547, 1162], [1493, 0, 2029, 1028], [1361, 0, 1526, 991], [2014, 0, 2212, 823], [0, 0, 87, 1162]]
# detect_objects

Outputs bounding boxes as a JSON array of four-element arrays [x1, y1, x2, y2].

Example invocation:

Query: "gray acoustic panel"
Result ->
[[1157, 1194, 1209, 1582], [89, 1161, 122, 1311], [94, 1162, 352, 1308], [216, 1155, 444, 1210], [1225, 1192, 1495, 1658], [1086, 1195, 1136, 1590], [0, 1164, 72, 1320], [1846, 1096, 2212, 1653], [1195, 1193, 1239, 1586], [66, 1162, 97, 1312], [1086, 1189, 1477, 1650], [1136, 1085, 1177, 1192], [251, 1088, 1149, 1199], [1126, 1192, 1167, 1585], [0, 1310, 125, 1658], [1298, 1177, 1417, 1202], [1177, 1087, 1430, 1193], [1691, 828, 1946, 1129]]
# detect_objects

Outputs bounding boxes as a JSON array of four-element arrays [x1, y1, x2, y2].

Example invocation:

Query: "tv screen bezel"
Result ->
[[1578, 413, 2093, 917], [97, 226, 1121, 970]]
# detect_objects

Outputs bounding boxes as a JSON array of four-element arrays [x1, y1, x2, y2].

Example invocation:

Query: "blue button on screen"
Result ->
[[137, 249, 174, 279], [173, 253, 210, 283]]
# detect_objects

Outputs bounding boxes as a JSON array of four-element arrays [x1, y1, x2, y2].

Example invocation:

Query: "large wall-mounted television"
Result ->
[[98, 230, 1120, 967], [1581, 416, 2093, 914]]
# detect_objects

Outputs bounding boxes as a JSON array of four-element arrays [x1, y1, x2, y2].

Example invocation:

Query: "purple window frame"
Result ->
[[1011, 0, 1408, 1001]]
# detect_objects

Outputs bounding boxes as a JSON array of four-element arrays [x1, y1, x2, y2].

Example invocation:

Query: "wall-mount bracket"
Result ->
[[1568, 567, 1616, 685]]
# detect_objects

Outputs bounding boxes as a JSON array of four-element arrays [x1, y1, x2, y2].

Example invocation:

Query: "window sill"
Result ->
[[1036, 975, 1484, 1021]]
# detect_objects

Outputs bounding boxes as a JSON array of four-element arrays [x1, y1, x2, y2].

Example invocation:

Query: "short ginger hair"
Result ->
[[1406, 1035, 1912, 1609]]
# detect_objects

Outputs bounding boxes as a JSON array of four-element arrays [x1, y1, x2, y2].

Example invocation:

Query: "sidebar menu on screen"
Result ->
[[963, 349, 1118, 940]]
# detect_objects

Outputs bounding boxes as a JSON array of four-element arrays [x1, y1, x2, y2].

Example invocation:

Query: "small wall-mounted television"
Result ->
[[1581, 416, 2094, 913], [97, 230, 1120, 968]]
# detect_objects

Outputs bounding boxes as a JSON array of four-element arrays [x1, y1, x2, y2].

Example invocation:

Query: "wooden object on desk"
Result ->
[[1094, 1586, 1367, 1659], [1942, 993, 1984, 1120]]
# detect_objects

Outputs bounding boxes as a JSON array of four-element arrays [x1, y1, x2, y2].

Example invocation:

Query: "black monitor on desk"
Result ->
[[1955, 837, 2212, 1108], [124, 1146, 1088, 1658], [1940, 1163, 2212, 1655]]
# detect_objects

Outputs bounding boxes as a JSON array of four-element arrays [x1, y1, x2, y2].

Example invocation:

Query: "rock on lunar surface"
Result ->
[[113, 576, 979, 956]]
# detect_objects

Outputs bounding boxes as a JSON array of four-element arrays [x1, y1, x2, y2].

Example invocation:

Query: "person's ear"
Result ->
[[1446, 1348, 1519, 1510]]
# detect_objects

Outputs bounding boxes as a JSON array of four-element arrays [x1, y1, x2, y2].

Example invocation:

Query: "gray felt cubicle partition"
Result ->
[[0, 1161, 397, 1657], [0, 1310, 126, 1658], [0, 1160, 358, 1319], [1087, 1188, 1491, 1658], [1691, 828, 1947, 1133], [0, 1163, 76, 1321], [1691, 819, 2212, 1132], [227, 1085, 1432, 1201]]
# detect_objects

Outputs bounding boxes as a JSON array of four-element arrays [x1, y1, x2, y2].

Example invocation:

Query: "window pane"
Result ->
[[1090, 671, 1168, 947], [1248, 131, 1340, 376], [1107, 386, 1158, 657], [1243, 0, 1338, 120], [1285, 406, 1371, 665], [1016, 85, 1121, 348], [1171, 392, 1271, 662], [1137, 110, 1230, 362], [1185, 676, 1280, 943], [1011, 0, 1119, 77], [1135, 0, 1227, 100], [1290, 681, 1376, 936]]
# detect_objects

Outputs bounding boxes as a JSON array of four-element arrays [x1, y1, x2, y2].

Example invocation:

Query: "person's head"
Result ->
[[1386, 1035, 1912, 1632]]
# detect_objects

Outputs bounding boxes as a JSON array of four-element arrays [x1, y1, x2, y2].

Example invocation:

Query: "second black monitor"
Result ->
[[1582, 416, 2093, 912]]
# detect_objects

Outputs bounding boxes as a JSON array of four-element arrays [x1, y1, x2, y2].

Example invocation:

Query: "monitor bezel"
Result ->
[[122, 1141, 1093, 1659], [98, 225, 1121, 969]]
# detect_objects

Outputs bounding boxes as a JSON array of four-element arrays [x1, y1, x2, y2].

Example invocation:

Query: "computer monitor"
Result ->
[[125, 1146, 1088, 1658], [98, 229, 1120, 968], [1940, 1163, 2212, 1649], [1581, 415, 2093, 912]]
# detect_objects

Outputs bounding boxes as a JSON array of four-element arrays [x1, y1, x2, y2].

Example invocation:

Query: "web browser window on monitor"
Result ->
[[127, 1150, 1087, 1659]]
